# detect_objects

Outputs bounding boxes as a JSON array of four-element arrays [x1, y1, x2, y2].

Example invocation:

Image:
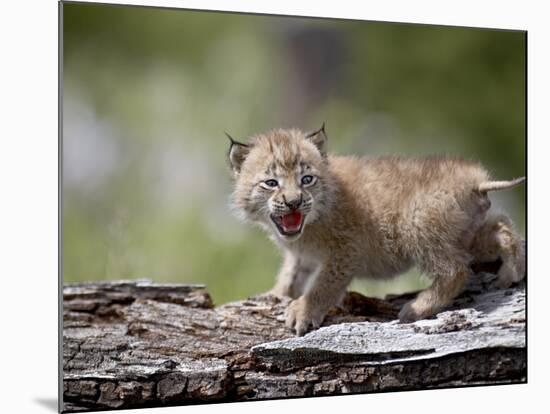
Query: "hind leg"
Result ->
[[471, 214, 525, 288], [399, 264, 470, 323], [399, 244, 472, 322]]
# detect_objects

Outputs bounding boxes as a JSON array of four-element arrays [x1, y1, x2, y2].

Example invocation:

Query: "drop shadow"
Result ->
[[34, 397, 59, 412]]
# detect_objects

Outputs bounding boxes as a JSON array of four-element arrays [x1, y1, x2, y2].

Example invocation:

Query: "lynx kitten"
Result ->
[[227, 125, 525, 336]]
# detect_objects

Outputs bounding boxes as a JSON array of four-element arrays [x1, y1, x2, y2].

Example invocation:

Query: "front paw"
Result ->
[[265, 286, 291, 298], [285, 296, 326, 336]]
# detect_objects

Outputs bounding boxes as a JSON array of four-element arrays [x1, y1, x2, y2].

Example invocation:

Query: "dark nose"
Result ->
[[283, 194, 303, 210]]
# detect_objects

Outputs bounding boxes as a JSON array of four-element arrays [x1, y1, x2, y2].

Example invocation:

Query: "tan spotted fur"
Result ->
[[227, 127, 525, 335]]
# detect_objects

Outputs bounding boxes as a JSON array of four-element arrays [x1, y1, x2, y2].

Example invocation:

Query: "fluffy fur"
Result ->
[[227, 126, 525, 335]]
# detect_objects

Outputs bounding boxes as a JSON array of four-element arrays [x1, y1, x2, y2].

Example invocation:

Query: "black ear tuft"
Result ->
[[226, 132, 250, 173], [305, 122, 328, 156]]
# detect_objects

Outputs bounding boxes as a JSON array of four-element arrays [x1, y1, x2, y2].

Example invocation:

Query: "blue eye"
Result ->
[[301, 175, 314, 185], [264, 179, 279, 188]]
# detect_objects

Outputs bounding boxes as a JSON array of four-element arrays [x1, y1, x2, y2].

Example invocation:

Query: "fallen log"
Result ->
[[62, 269, 526, 412]]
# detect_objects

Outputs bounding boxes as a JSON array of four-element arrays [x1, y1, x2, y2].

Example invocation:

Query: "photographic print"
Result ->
[[61, 2, 526, 412]]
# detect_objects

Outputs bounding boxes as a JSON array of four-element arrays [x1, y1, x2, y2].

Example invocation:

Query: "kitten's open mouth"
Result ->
[[271, 211, 305, 236]]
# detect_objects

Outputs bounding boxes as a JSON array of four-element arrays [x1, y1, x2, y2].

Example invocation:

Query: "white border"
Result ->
[[1, 0, 548, 413]]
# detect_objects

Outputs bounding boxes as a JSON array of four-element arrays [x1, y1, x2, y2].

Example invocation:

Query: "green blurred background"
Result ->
[[62, 3, 526, 305]]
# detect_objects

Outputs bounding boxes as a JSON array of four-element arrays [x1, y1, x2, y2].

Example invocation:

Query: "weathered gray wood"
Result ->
[[62, 272, 526, 412]]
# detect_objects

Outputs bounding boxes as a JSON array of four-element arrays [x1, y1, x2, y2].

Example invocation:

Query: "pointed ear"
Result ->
[[305, 122, 327, 157], [226, 132, 251, 173]]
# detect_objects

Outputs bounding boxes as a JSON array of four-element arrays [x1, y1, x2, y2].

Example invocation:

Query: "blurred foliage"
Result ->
[[62, 3, 525, 304]]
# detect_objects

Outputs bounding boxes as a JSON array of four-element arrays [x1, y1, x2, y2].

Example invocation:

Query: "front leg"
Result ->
[[270, 252, 315, 299], [285, 260, 352, 336]]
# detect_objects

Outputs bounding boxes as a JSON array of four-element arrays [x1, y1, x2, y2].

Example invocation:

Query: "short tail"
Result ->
[[478, 176, 526, 192]]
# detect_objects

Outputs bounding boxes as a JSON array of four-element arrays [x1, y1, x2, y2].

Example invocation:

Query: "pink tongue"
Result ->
[[282, 211, 302, 230]]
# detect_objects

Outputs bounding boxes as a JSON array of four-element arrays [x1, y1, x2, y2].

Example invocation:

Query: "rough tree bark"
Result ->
[[63, 264, 526, 412]]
